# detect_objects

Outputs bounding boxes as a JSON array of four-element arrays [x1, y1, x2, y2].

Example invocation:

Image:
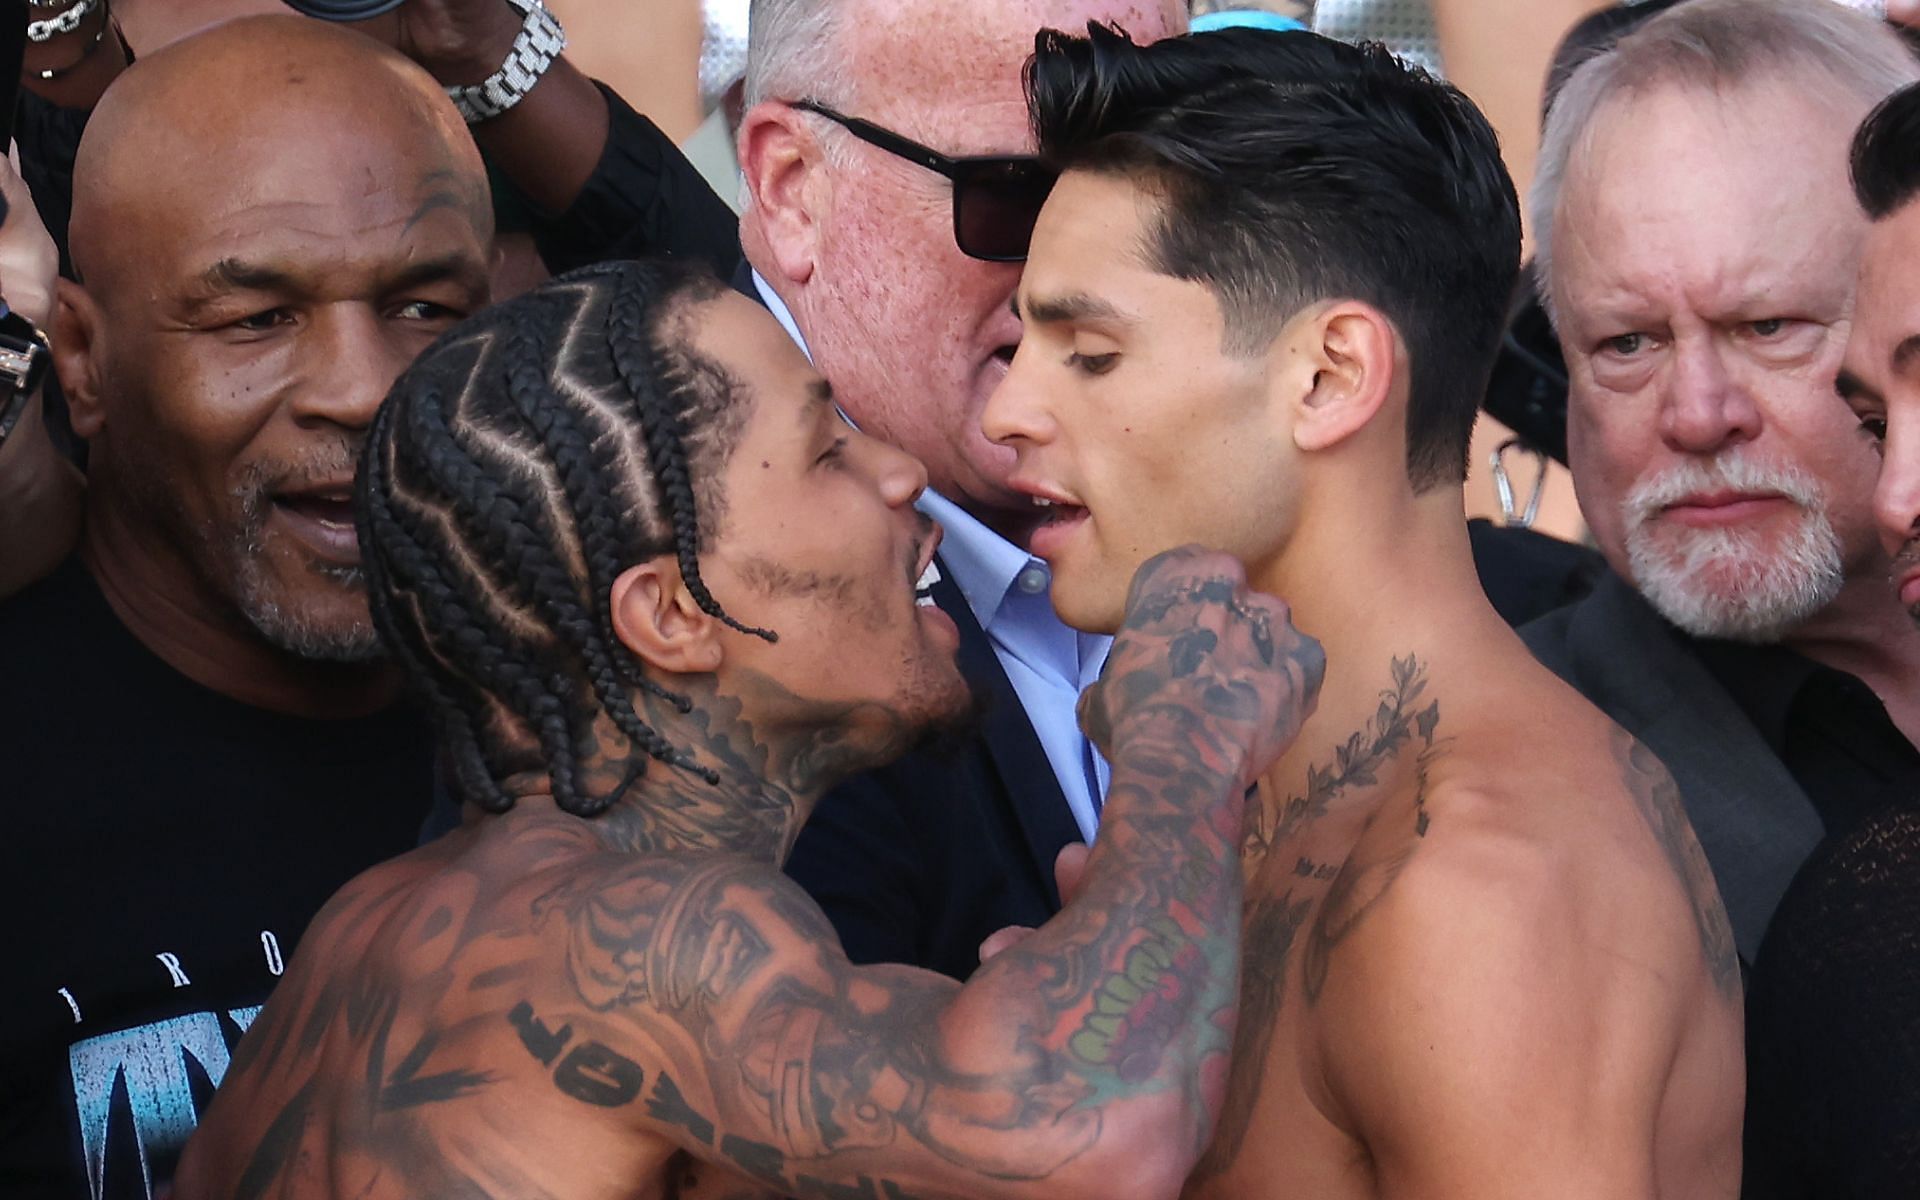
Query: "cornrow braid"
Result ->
[[607, 277, 776, 643], [355, 259, 766, 818]]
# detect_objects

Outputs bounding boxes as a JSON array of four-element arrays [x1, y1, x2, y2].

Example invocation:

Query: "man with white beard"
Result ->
[[1521, 0, 1920, 964]]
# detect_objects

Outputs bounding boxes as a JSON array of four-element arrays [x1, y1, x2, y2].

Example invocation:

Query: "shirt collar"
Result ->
[[915, 487, 1040, 631], [752, 269, 811, 361]]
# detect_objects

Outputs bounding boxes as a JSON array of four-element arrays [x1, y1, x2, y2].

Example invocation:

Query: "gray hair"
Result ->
[[1530, 0, 1920, 327], [745, 0, 853, 108]]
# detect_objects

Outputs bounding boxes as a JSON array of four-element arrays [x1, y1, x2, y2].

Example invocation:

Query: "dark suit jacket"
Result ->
[[734, 262, 1079, 981], [1521, 571, 1825, 963]]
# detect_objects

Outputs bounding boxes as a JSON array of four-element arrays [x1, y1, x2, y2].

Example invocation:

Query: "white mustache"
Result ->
[[1624, 450, 1824, 530]]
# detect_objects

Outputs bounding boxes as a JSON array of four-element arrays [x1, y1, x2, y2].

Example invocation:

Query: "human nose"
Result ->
[[981, 343, 1052, 447], [863, 431, 929, 508], [286, 305, 410, 431], [1874, 415, 1920, 558], [1657, 338, 1761, 454]]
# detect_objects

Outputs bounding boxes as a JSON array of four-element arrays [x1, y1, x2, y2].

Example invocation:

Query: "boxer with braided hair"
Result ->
[[181, 258, 1326, 1200], [357, 259, 767, 818]]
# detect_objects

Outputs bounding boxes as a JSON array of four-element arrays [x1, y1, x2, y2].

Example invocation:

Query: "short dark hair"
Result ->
[[1026, 23, 1522, 491], [356, 259, 773, 819], [1853, 80, 1920, 221]]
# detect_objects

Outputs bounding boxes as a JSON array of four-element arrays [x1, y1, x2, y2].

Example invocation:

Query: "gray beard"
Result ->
[[1622, 450, 1844, 643], [228, 478, 384, 663]]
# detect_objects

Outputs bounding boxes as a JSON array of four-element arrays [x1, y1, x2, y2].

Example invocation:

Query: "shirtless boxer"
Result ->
[[174, 259, 1323, 1200], [984, 26, 1744, 1198]]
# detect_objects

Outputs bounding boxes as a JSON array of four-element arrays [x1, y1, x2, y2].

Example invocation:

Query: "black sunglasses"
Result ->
[[792, 101, 1056, 263]]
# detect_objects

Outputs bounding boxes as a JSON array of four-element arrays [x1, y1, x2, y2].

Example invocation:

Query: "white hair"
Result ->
[[1530, 0, 1920, 327], [745, 0, 855, 108], [1622, 447, 1845, 641]]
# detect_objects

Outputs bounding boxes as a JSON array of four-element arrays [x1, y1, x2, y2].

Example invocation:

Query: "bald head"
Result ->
[[55, 13, 497, 672], [72, 15, 487, 286]]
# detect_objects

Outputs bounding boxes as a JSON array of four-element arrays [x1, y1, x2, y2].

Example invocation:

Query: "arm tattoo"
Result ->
[[1612, 731, 1741, 997]]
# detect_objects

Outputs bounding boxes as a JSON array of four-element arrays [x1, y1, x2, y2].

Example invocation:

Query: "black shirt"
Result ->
[[0, 559, 434, 1200], [1691, 638, 1920, 837]]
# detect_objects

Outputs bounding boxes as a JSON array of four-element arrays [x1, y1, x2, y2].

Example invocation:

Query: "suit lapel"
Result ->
[[731, 259, 762, 304], [930, 556, 1082, 907]]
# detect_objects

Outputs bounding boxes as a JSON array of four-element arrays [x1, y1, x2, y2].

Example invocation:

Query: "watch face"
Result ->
[[280, 0, 408, 19]]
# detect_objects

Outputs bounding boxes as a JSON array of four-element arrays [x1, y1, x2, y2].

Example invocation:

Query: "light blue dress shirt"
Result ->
[[752, 271, 1113, 841]]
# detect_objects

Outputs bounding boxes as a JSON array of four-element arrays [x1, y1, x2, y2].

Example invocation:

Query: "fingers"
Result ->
[[978, 925, 1036, 963], [1888, 0, 1920, 27], [1053, 842, 1092, 905]]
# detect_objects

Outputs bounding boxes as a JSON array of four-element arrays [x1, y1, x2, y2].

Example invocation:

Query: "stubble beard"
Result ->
[[1622, 449, 1844, 643], [227, 448, 384, 664]]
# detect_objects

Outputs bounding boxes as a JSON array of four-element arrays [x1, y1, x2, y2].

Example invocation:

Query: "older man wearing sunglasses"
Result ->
[[733, 0, 1186, 982]]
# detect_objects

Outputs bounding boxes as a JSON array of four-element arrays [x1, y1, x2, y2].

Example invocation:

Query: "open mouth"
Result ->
[[274, 492, 355, 527], [915, 560, 943, 607], [270, 484, 361, 564]]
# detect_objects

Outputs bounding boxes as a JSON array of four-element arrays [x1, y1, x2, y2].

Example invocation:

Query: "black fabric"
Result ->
[[1692, 639, 1920, 839], [0, 557, 434, 1200], [15, 90, 83, 280], [1466, 519, 1603, 628], [519, 80, 742, 280], [1743, 800, 1920, 1199]]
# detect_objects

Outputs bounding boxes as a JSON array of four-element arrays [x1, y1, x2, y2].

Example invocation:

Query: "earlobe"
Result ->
[[1290, 304, 1396, 456], [737, 102, 821, 286], [54, 280, 106, 439], [610, 560, 725, 677]]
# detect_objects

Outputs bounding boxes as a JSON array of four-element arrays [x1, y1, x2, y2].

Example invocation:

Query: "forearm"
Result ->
[[950, 723, 1249, 1176], [0, 392, 82, 595], [467, 55, 610, 216]]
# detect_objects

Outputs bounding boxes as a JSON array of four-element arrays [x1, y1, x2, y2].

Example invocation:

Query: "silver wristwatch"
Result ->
[[0, 304, 51, 449], [445, 0, 567, 126]]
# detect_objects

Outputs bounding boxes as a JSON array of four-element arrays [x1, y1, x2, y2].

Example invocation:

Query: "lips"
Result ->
[[1657, 491, 1789, 529], [270, 481, 360, 565], [912, 524, 945, 607], [1895, 553, 1920, 610]]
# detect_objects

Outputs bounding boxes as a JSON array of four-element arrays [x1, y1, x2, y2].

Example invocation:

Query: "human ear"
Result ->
[[737, 101, 824, 286], [53, 280, 107, 439], [1288, 302, 1398, 456], [609, 559, 726, 676]]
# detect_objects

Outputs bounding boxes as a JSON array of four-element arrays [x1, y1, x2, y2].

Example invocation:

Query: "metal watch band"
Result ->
[[0, 305, 50, 450], [444, 0, 567, 126]]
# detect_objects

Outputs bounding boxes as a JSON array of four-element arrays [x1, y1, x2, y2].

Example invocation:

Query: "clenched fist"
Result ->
[[1079, 546, 1325, 795]]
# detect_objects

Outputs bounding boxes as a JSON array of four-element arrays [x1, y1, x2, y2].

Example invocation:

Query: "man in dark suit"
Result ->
[[1519, 0, 1920, 963], [730, 0, 1187, 980]]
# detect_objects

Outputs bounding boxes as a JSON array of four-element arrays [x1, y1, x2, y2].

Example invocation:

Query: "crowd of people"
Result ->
[[0, 0, 1915, 1198]]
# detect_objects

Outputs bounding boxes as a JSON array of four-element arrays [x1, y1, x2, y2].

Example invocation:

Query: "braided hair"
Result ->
[[355, 259, 774, 818]]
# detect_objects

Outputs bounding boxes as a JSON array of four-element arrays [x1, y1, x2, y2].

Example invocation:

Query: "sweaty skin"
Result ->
[[171, 399, 1323, 1200]]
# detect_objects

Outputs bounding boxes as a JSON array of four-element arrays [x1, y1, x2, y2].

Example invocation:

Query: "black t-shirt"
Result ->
[[0, 558, 434, 1200]]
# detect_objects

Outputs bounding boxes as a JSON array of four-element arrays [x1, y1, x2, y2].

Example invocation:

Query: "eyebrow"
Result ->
[[1011, 291, 1134, 327], [1894, 334, 1920, 374], [190, 252, 487, 304], [796, 378, 835, 427], [1836, 369, 1878, 404]]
